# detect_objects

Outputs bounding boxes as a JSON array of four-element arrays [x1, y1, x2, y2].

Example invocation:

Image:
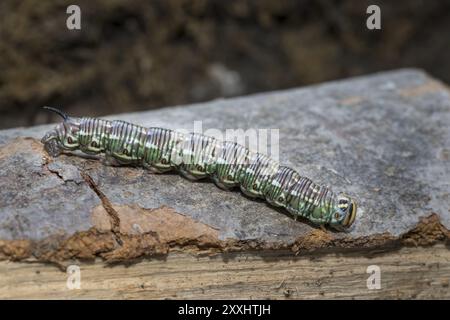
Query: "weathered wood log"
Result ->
[[1, 246, 449, 299], [0, 69, 449, 299]]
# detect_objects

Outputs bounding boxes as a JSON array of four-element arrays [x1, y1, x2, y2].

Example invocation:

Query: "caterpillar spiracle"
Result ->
[[41, 106, 357, 231]]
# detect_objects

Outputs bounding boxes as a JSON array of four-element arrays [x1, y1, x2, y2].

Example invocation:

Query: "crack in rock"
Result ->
[[80, 171, 123, 246], [46, 161, 84, 184]]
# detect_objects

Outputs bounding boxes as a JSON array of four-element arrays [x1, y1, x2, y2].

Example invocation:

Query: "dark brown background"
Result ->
[[1, 0, 449, 129]]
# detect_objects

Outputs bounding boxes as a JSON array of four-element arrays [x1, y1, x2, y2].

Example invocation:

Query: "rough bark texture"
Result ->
[[1, 246, 449, 299], [0, 69, 449, 268]]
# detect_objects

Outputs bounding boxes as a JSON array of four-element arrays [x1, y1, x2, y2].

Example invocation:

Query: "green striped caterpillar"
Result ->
[[41, 106, 357, 231]]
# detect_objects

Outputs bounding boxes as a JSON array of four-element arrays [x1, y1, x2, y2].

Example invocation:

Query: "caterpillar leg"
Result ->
[[103, 154, 122, 167], [142, 163, 171, 174], [212, 176, 233, 191], [178, 169, 202, 181]]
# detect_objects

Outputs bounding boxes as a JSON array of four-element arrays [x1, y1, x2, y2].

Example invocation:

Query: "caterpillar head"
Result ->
[[329, 194, 357, 230], [41, 107, 81, 157]]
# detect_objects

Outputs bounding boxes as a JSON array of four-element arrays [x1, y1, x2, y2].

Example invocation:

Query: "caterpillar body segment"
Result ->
[[143, 127, 182, 173], [41, 107, 357, 230], [108, 120, 148, 165], [239, 152, 279, 199], [213, 141, 251, 190], [263, 166, 301, 208], [177, 132, 219, 180], [78, 117, 111, 154]]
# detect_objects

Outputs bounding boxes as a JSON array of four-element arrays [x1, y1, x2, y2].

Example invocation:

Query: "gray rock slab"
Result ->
[[0, 69, 449, 262]]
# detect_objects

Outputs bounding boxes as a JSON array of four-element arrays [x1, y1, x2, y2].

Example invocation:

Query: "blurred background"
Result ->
[[0, 0, 449, 129]]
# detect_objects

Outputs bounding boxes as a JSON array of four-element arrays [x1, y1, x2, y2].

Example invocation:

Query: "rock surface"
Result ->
[[0, 69, 449, 264]]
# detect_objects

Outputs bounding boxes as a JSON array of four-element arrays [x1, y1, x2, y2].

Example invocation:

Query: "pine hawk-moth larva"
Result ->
[[41, 106, 357, 231]]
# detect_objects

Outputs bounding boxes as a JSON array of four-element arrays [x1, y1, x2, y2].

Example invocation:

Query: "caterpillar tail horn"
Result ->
[[43, 106, 68, 121]]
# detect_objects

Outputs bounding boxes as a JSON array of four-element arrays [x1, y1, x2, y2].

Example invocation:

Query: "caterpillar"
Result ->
[[41, 106, 357, 231]]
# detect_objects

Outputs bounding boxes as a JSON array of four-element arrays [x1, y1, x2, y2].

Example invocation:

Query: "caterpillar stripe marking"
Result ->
[[41, 106, 357, 231]]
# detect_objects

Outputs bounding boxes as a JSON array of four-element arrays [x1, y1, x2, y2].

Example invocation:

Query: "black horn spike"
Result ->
[[43, 106, 68, 121]]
